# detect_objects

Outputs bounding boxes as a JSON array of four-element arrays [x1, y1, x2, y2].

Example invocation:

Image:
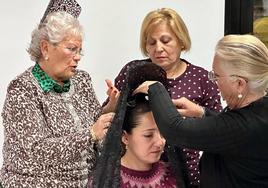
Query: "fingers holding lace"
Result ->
[[90, 112, 115, 141]]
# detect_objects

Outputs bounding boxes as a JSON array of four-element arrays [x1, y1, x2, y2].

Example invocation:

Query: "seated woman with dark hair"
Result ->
[[120, 93, 177, 187], [90, 61, 186, 188]]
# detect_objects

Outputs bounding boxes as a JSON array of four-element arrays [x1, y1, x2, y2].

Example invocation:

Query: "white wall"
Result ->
[[0, 0, 225, 166]]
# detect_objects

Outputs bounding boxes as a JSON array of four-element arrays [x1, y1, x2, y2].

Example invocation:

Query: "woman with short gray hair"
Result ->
[[0, 1, 117, 187]]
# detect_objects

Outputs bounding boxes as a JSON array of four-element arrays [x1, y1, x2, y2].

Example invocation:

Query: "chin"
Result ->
[[66, 72, 76, 79], [149, 155, 161, 163], [152, 158, 160, 164], [155, 60, 167, 66]]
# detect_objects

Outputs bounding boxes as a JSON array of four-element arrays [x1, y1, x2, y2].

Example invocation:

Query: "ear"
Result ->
[[122, 131, 129, 146], [40, 40, 50, 58], [236, 77, 248, 93]]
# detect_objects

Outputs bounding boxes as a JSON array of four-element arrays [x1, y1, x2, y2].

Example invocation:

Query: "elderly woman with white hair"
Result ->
[[135, 34, 268, 188], [0, 1, 117, 187]]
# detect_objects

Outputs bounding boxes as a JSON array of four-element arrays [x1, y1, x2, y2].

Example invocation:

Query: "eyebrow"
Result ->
[[64, 41, 82, 46], [142, 128, 157, 132], [67, 44, 81, 47]]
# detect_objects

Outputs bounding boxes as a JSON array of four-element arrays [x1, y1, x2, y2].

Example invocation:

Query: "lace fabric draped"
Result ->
[[91, 60, 186, 188]]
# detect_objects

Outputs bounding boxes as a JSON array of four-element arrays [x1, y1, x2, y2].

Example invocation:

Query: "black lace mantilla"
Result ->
[[91, 60, 187, 188]]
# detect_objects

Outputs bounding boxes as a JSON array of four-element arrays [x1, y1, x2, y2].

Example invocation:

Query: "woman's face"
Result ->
[[212, 55, 241, 108], [43, 35, 82, 83], [146, 22, 182, 71], [122, 112, 166, 169]]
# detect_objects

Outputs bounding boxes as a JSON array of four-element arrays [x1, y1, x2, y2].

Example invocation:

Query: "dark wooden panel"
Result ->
[[224, 0, 253, 35]]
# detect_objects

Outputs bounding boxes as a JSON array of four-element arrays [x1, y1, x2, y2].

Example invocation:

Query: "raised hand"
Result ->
[[173, 97, 204, 118], [133, 81, 157, 95], [103, 79, 120, 113]]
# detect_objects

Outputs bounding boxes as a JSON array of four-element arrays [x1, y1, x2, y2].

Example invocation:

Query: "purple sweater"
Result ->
[[108, 59, 222, 186], [120, 161, 177, 188]]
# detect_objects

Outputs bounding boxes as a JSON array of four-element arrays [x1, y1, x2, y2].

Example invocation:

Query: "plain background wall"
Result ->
[[0, 0, 225, 166]]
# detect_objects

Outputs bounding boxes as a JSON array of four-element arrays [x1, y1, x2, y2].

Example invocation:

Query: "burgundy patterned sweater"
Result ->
[[120, 161, 177, 188]]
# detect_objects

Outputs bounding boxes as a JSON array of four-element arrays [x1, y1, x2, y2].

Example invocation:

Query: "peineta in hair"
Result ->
[[126, 60, 168, 94], [40, 0, 81, 24]]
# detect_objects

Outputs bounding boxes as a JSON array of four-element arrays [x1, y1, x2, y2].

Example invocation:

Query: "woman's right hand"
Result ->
[[173, 97, 204, 118], [102, 79, 120, 113], [91, 112, 115, 140]]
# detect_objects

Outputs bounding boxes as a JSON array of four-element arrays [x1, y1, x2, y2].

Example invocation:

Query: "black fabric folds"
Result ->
[[91, 60, 186, 188]]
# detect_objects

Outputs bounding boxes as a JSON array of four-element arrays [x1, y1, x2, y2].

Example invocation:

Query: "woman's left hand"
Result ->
[[91, 112, 115, 140], [133, 81, 157, 95], [103, 79, 120, 113]]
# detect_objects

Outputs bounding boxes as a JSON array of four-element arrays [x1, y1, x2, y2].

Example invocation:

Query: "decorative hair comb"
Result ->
[[40, 0, 81, 24], [126, 60, 169, 94]]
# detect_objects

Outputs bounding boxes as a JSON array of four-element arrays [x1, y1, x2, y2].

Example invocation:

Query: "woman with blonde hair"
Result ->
[[135, 34, 268, 188], [105, 7, 223, 187]]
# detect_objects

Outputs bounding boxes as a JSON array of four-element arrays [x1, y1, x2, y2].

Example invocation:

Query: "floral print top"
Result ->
[[0, 65, 102, 188]]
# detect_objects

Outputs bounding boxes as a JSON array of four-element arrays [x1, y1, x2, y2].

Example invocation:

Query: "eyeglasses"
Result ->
[[54, 43, 84, 57], [208, 70, 219, 82], [65, 46, 84, 56], [208, 70, 248, 83]]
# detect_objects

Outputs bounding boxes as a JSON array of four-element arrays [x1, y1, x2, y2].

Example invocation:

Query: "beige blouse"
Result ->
[[0, 67, 102, 187]]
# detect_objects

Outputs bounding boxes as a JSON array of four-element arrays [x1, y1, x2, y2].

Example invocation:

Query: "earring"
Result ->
[[45, 56, 49, 61], [238, 94, 243, 99]]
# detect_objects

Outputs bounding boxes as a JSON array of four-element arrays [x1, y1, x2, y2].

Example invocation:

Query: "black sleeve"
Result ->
[[148, 82, 251, 153], [204, 107, 218, 117]]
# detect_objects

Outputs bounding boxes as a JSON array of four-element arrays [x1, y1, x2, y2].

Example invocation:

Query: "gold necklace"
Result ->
[[167, 61, 185, 79]]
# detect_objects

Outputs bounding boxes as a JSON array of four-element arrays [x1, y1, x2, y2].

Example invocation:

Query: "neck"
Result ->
[[165, 60, 186, 79], [121, 153, 152, 171], [233, 91, 266, 109], [38, 60, 64, 86]]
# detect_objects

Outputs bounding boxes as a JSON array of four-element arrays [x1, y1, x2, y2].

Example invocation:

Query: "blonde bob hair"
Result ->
[[140, 8, 191, 56], [216, 34, 268, 93], [27, 11, 83, 62]]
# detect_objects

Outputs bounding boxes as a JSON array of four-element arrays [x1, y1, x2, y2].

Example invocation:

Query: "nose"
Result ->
[[154, 133, 166, 148], [73, 53, 82, 61], [155, 41, 164, 52]]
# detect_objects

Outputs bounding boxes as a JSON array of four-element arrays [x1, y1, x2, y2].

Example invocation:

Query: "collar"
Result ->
[[32, 63, 70, 93]]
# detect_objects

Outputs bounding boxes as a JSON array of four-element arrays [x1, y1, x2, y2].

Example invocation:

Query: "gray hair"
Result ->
[[216, 34, 268, 93], [27, 11, 83, 62]]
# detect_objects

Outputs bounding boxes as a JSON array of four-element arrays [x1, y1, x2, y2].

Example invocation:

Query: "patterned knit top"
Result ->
[[0, 66, 102, 188], [120, 161, 177, 188]]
